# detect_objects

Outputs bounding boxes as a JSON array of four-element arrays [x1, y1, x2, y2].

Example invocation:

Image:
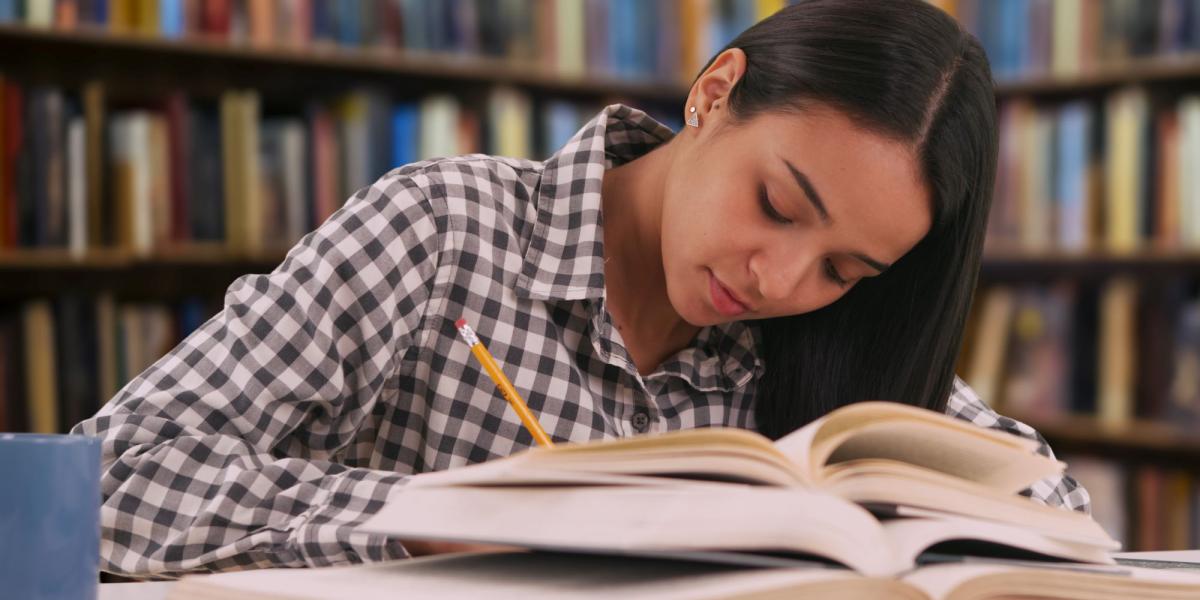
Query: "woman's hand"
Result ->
[[398, 538, 519, 557]]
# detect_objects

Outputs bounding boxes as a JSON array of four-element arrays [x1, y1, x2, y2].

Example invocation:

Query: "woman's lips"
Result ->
[[708, 270, 750, 317]]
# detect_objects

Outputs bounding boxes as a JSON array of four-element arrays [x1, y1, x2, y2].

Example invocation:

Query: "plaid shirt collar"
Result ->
[[517, 103, 763, 391]]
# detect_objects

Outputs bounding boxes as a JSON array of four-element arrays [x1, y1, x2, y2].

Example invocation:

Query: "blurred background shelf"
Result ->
[[5, 0, 1200, 552], [1010, 411, 1200, 463], [995, 54, 1200, 99], [0, 23, 691, 101], [0, 246, 286, 298], [980, 249, 1200, 280]]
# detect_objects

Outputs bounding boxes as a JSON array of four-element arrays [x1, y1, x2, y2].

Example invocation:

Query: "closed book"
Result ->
[[187, 106, 223, 241], [66, 115, 86, 255], [247, 0, 274, 46], [1104, 88, 1148, 252], [418, 94, 460, 161], [1052, 0, 1081, 75], [486, 87, 531, 158], [53, 295, 98, 432], [22, 300, 58, 434], [1098, 278, 1138, 424], [555, 0, 584, 78], [82, 81, 106, 249], [389, 102, 419, 168], [336, 91, 370, 197], [164, 93, 190, 244], [1179, 97, 1200, 247], [159, 0, 184, 37], [0, 78, 17, 248], [0, 76, 5, 248], [95, 293, 118, 405], [1056, 101, 1092, 251], [1156, 107, 1180, 246], [308, 104, 339, 227], [1065, 455, 1128, 546]]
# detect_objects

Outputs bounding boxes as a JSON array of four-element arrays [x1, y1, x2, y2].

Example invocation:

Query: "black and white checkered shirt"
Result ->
[[74, 103, 1090, 577]]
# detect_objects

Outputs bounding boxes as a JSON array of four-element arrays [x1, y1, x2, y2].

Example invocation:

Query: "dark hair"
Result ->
[[694, 0, 998, 438]]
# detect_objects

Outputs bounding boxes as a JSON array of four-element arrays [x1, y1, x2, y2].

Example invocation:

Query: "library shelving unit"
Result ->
[[5, 5, 1200, 553], [4, 24, 1200, 452], [971, 27, 1200, 547]]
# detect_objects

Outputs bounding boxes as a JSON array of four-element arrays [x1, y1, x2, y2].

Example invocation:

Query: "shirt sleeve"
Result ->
[[944, 376, 1092, 514], [71, 170, 446, 578]]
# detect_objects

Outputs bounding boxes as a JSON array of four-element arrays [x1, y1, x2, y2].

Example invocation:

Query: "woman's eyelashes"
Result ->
[[758, 184, 792, 224], [824, 259, 849, 288], [758, 184, 848, 288]]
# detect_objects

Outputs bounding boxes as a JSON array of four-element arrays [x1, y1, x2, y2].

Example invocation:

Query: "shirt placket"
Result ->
[[586, 296, 659, 436]]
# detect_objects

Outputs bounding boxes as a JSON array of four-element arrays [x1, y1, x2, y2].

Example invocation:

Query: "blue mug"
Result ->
[[0, 433, 101, 600]]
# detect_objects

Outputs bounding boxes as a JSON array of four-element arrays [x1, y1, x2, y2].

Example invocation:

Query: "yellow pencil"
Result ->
[[455, 318, 555, 448]]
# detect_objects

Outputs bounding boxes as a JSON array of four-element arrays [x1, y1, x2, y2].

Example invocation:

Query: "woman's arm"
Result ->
[[72, 170, 448, 577], [946, 377, 1092, 514]]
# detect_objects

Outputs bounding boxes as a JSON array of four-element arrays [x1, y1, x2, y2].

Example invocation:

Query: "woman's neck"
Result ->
[[600, 141, 701, 375]]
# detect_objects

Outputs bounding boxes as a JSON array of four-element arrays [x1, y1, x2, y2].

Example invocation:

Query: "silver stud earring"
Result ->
[[686, 106, 699, 128]]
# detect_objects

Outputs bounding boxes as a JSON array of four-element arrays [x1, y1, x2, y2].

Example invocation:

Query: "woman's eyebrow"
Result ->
[[781, 157, 831, 224], [780, 156, 890, 274], [852, 253, 890, 274]]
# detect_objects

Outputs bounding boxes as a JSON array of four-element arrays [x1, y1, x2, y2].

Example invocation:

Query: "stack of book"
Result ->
[[0, 77, 603, 256], [169, 401, 1200, 599], [0, 294, 214, 434], [945, 0, 1200, 81], [962, 278, 1200, 552], [987, 88, 1200, 253]]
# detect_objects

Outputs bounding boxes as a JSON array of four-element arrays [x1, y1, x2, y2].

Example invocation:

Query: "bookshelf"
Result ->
[[3, 0, 1200, 553], [994, 54, 1200, 98], [1, 0, 771, 440], [0, 23, 690, 102], [1004, 410, 1200, 464], [946, 0, 1200, 551]]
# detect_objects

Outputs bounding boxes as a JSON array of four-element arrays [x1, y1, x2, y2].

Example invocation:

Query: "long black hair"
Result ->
[[695, 0, 998, 438]]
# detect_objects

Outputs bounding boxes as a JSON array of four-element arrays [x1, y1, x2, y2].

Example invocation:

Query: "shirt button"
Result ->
[[631, 410, 650, 433]]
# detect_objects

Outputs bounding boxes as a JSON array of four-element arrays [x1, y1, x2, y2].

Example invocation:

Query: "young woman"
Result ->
[[76, 0, 1090, 577]]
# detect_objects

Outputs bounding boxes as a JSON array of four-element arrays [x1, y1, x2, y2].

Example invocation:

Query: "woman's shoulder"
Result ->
[[377, 154, 542, 221], [365, 153, 545, 270]]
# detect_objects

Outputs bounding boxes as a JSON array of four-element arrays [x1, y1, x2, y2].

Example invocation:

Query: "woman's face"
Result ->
[[661, 104, 932, 327]]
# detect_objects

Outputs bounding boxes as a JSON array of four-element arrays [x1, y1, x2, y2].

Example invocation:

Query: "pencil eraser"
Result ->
[[455, 318, 467, 329]]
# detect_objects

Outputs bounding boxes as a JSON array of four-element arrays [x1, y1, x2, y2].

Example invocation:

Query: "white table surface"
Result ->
[[96, 551, 1200, 600], [98, 581, 175, 600], [1113, 550, 1200, 562]]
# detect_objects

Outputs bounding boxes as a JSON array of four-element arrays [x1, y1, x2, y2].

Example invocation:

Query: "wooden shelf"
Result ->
[[1006, 411, 1200, 463], [979, 248, 1200, 280], [0, 24, 691, 102], [994, 53, 1200, 98], [0, 245, 286, 299], [0, 245, 285, 268]]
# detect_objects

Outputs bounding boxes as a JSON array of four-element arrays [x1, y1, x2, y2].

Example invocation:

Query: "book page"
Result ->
[[903, 562, 1200, 600], [170, 552, 925, 600], [773, 402, 1055, 494], [825, 466, 1115, 545], [882, 517, 1115, 566], [818, 421, 1062, 493], [405, 428, 808, 488], [359, 484, 907, 576]]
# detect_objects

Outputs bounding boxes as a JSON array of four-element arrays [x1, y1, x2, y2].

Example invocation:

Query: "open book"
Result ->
[[364, 484, 1113, 577], [169, 551, 1200, 600], [361, 401, 1115, 573]]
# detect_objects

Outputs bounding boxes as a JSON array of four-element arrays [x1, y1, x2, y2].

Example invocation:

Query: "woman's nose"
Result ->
[[751, 248, 815, 302]]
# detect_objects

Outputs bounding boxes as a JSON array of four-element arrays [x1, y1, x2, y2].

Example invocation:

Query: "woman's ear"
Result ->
[[688, 48, 747, 125]]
